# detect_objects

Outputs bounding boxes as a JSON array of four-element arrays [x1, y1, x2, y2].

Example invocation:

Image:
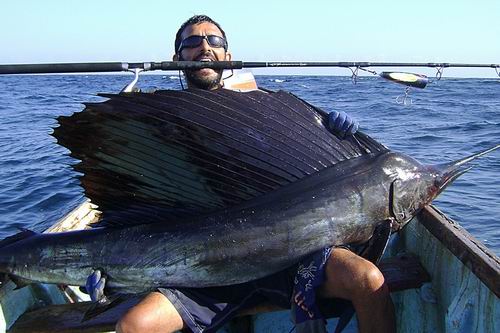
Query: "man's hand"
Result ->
[[328, 111, 359, 138], [86, 269, 108, 303]]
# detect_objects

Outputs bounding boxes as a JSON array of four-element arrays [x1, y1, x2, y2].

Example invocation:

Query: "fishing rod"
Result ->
[[0, 61, 499, 75], [1, 61, 498, 103]]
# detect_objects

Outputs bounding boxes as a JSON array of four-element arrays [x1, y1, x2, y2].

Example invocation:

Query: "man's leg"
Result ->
[[116, 292, 184, 333], [318, 248, 396, 333]]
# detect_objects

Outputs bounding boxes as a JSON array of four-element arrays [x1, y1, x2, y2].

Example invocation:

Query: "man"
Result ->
[[89, 15, 395, 333]]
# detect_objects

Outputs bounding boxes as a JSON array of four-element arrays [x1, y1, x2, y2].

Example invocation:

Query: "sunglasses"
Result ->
[[177, 35, 228, 52]]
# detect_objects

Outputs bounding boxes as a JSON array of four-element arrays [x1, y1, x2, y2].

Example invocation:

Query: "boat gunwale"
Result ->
[[419, 205, 500, 297]]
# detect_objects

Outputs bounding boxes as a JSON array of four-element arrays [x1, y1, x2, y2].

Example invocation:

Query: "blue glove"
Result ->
[[328, 111, 359, 137], [85, 269, 108, 303]]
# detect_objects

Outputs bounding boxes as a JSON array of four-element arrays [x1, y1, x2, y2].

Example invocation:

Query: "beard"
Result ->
[[184, 68, 223, 90], [179, 54, 223, 90]]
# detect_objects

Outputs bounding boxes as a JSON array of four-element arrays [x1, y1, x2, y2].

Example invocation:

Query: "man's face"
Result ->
[[174, 22, 231, 90]]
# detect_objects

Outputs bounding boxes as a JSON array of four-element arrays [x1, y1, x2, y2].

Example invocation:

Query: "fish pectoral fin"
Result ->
[[389, 179, 408, 224], [81, 294, 127, 322], [360, 219, 393, 265], [334, 307, 355, 333], [334, 219, 393, 333], [9, 275, 33, 290]]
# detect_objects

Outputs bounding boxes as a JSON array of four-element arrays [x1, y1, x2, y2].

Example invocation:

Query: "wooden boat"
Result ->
[[1, 73, 498, 332]]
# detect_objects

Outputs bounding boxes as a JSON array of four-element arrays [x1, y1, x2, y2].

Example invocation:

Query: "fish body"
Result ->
[[0, 149, 474, 291]]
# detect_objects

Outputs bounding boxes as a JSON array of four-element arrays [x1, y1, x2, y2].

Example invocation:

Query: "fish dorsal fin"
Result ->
[[0, 229, 36, 249], [53, 88, 387, 227]]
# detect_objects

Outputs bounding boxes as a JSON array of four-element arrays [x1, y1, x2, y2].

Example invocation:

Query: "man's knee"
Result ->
[[321, 248, 388, 299], [356, 262, 386, 295], [115, 292, 183, 333], [337, 253, 385, 294], [116, 310, 150, 333]]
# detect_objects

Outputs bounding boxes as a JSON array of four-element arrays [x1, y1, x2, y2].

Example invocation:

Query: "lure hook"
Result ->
[[396, 86, 412, 106]]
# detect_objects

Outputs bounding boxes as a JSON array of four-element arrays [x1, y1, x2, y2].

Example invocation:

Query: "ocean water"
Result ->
[[0, 74, 498, 255]]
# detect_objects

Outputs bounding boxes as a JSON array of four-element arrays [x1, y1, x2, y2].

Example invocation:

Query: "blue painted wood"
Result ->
[[0, 281, 67, 332], [386, 211, 498, 333]]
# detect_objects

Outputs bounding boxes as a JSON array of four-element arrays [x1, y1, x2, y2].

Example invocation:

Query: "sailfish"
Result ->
[[0, 88, 497, 300]]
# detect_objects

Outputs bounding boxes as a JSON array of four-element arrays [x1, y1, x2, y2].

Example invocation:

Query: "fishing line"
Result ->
[[349, 66, 360, 84], [359, 67, 378, 76], [348, 66, 418, 105], [425, 66, 445, 87], [348, 66, 378, 84], [223, 68, 235, 81], [435, 66, 444, 82], [220, 68, 235, 89], [178, 70, 184, 90]]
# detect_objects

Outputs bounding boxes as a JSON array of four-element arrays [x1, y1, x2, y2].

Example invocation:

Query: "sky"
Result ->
[[0, 0, 499, 77]]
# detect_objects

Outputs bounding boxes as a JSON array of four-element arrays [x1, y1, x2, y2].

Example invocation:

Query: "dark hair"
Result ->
[[174, 15, 227, 54]]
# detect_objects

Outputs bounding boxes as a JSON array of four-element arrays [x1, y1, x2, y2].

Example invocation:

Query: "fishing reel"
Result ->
[[121, 67, 147, 93]]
